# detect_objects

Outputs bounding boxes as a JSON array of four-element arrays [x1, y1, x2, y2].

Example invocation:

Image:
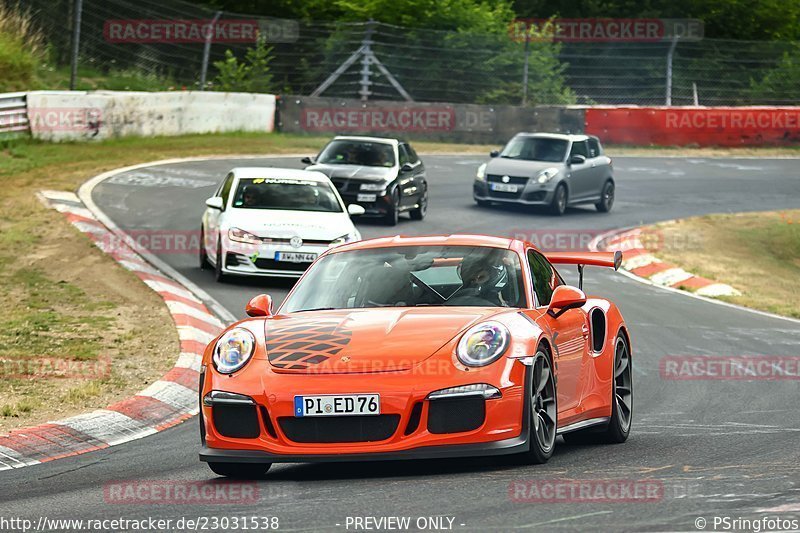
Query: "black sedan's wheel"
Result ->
[[475, 198, 491, 207], [199, 228, 209, 270], [214, 240, 225, 283], [409, 191, 427, 220], [596, 180, 615, 213], [384, 189, 400, 226], [208, 462, 271, 479], [518, 348, 557, 464], [549, 184, 567, 216], [563, 334, 633, 445]]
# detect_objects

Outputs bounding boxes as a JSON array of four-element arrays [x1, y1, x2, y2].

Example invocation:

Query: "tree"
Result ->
[[212, 37, 274, 93]]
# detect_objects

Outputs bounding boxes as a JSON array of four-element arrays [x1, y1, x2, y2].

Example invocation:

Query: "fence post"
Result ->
[[200, 11, 222, 91], [69, 0, 83, 90], [522, 33, 531, 106], [359, 20, 375, 101], [665, 36, 679, 105]]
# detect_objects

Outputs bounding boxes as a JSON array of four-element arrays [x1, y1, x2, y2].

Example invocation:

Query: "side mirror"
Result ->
[[547, 285, 586, 318], [347, 204, 366, 217], [400, 163, 414, 172], [489, 150, 500, 158], [569, 154, 587, 166], [301, 156, 314, 165], [246, 294, 273, 317], [205, 197, 224, 210]]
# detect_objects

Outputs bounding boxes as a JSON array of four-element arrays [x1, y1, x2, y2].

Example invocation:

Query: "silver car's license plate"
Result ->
[[490, 183, 519, 193], [294, 394, 380, 417], [275, 252, 317, 263]]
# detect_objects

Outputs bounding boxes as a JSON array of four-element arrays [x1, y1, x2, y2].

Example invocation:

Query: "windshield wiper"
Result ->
[[299, 307, 336, 312]]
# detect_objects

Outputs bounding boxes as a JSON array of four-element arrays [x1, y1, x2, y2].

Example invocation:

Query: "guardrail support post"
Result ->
[[69, 0, 84, 90]]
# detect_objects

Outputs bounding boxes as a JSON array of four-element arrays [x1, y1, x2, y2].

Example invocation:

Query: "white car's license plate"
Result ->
[[294, 394, 380, 417], [357, 193, 377, 202], [490, 182, 519, 193], [275, 252, 317, 263]]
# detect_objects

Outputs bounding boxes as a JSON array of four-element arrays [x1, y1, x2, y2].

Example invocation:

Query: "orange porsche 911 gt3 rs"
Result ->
[[199, 235, 633, 478]]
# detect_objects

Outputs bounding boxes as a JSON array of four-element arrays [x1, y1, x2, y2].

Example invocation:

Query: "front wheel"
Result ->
[[199, 228, 209, 270], [214, 240, 225, 283], [383, 189, 400, 226], [208, 462, 271, 479], [409, 191, 427, 220], [549, 184, 567, 216], [595, 180, 615, 213], [517, 348, 557, 464]]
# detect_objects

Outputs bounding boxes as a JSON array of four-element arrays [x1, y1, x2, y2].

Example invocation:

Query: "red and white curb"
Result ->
[[593, 227, 740, 298], [0, 190, 225, 471]]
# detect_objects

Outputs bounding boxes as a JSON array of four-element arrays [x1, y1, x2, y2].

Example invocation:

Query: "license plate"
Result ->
[[294, 394, 380, 417], [357, 193, 377, 202], [490, 182, 518, 193], [275, 252, 317, 263]]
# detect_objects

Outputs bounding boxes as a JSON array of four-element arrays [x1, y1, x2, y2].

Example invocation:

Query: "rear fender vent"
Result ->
[[590, 308, 606, 353]]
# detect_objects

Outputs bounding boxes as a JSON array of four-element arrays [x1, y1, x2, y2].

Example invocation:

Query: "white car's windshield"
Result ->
[[282, 245, 525, 312], [317, 140, 396, 167], [500, 137, 568, 162], [233, 177, 342, 213]]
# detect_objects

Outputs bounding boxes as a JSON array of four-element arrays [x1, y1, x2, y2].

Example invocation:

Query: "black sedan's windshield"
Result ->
[[317, 140, 396, 167], [282, 245, 525, 312], [500, 137, 568, 162]]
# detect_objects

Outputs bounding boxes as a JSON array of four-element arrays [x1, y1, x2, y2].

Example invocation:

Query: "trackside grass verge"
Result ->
[[0, 132, 496, 432], [649, 211, 800, 318]]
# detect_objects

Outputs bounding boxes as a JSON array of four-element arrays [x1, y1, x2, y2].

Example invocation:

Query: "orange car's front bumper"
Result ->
[[199, 357, 530, 463]]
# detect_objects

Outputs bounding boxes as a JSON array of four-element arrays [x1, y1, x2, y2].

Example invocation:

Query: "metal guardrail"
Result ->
[[0, 92, 30, 136]]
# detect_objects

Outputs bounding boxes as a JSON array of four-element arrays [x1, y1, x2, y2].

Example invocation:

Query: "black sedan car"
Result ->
[[302, 136, 427, 225]]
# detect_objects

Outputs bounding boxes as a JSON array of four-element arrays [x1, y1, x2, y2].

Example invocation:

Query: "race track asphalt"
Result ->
[[1, 155, 799, 532]]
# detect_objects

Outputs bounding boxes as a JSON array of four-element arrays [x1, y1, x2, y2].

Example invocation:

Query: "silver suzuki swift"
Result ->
[[473, 133, 615, 216]]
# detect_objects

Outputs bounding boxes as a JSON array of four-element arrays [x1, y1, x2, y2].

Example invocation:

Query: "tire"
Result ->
[[214, 240, 225, 283], [475, 199, 491, 207], [595, 180, 615, 213], [199, 228, 209, 270], [383, 189, 400, 226], [563, 334, 633, 445], [409, 191, 427, 220], [549, 184, 567, 216], [517, 347, 557, 464], [208, 462, 271, 479]]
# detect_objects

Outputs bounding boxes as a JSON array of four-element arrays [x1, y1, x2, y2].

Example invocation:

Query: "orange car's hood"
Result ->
[[262, 307, 502, 374]]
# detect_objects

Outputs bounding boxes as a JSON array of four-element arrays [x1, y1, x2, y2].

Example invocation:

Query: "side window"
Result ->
[[406, 144, 420, 164], [587, 138, 601, 158], [398, 144, 411, 166], [569, 140, 589, 159], [219, 173, 234, 210], [527, 250, 561, 306]]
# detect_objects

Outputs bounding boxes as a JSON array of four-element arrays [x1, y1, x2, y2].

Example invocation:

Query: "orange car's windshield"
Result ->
[[281, 245, 525, 312]]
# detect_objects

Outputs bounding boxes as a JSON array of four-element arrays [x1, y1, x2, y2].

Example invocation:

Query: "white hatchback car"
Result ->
[[200, 167, 364, 281]]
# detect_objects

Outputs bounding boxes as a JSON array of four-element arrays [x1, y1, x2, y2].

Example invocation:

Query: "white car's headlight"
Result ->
[[213, 328, 256, 374], [330, 230, 361, 246], [360, 182, 387, 192], [456, 321, 509, 367], [476, 163, 487, 181], [536, 168, 560, 184], [228, 227, 261, 244]]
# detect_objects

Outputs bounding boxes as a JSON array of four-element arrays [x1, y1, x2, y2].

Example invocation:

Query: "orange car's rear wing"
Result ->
[[545, 251, 622, 290]]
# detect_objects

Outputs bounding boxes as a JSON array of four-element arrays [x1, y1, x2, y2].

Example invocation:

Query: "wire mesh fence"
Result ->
[[15, 0, 800, 106]]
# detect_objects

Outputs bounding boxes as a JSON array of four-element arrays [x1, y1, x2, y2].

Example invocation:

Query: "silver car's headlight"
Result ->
[[456, 322, 509, 367], [536, 167, 560, 184], [213, 328, 256, 374], [360, 182, 387, 192], [476, 163, 487, 181]]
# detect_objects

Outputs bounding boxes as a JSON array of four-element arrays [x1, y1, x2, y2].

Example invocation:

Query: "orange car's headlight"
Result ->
[[456, 321, 509, 367], [213, 328, 256, 374]]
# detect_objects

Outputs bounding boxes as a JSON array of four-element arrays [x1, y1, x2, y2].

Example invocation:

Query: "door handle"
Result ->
[[581, 325, 590, 338]]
